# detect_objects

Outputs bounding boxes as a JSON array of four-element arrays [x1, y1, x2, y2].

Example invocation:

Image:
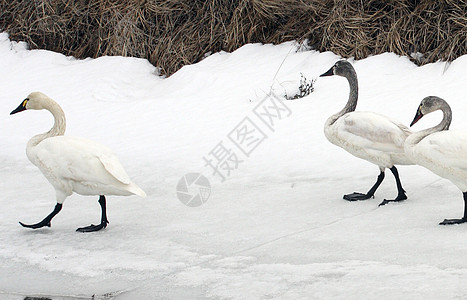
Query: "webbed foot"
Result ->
[[439, 218, 467, 225], [343, 192, 374, 201], [76, 221, 108, 233], [378, 193, 407, 206], [19, 203, 62, 230], [19, 220, 51, 229]]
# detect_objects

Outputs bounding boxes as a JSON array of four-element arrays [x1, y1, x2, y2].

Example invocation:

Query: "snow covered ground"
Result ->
[[1, 31, 467, 299]]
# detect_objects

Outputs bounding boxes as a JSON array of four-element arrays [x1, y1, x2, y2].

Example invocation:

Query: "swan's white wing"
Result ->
[[34, 136, 131, 185], [98, 154, 131, 184], [418, 131, 467, 171], [335, 111, 411, 153]]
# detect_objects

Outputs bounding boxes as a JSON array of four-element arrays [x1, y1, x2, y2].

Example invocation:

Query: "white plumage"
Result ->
[[320, 60, 412, 205], [325, 111, 412, 168], [405, 96, 467, 225], [28, 136, 146, 202], [407, 132, 467, 191], [11, 91, 145, 232]]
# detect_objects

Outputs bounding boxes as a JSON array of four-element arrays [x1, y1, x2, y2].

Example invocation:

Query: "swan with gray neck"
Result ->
[[320, 60, 413, 205], [405, 96, 467, 225], [10, 92, 146, 232]]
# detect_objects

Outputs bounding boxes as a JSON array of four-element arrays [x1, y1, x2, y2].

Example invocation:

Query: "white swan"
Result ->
[[405, 96, 467, 225], [320, 60, 413, 205], [10, 92, 146, 232]]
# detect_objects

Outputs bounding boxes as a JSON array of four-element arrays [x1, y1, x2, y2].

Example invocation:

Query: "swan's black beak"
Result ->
[[10, 99, 28, 115], [320, 66, 334, 77], [410, 107, 424, 127]]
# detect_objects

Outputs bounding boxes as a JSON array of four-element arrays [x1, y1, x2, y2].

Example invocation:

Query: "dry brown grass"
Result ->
[[1, 0, 466, 76]]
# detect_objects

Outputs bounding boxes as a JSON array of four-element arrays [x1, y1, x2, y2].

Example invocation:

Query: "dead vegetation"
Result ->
[[0, 0, 465, 76]]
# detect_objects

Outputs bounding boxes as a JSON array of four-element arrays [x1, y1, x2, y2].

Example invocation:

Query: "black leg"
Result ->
[[76, 195, 109, 232], [20, 203, 63, 229], [440, 192, 467, 225], [343, 171, 385, 201], [379, 166, 407, 206]]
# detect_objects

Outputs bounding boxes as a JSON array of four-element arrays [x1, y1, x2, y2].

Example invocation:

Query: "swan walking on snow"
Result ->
[[320, 61, 413, 206], [405, 96, 467, 225], [10, 92, 146, 232]]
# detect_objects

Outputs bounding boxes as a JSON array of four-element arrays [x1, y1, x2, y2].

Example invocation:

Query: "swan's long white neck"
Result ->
[[327, 68, 358, 126], [27, 98, 66, 148], [407, 102, 452, 146]]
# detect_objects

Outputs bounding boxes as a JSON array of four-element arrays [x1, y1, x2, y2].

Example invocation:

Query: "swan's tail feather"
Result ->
[[127, 182, 147, 198]]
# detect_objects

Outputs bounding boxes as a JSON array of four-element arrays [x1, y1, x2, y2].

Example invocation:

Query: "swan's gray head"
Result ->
[[10, 92, 50, 114], [410, 96, 449, 126], [320, 60, 355, 77]]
